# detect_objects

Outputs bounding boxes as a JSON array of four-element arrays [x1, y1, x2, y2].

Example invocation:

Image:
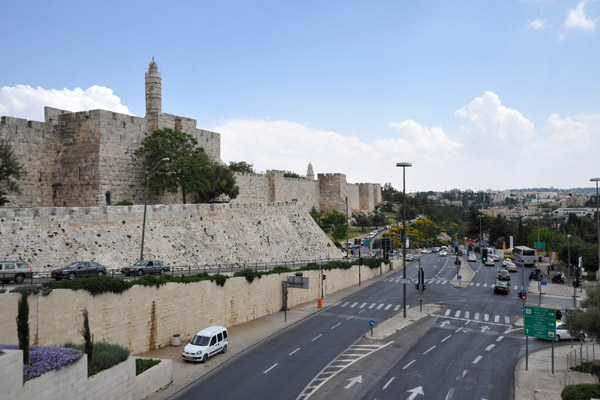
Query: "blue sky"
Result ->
[[1, 0, 599, 193]]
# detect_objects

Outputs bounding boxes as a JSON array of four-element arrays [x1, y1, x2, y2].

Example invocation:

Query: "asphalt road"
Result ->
[[173, 253, 555, 400]]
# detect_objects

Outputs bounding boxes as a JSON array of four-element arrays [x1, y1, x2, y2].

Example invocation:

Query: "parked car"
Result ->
[[51, 261, 107, 281], [493, 280, 510, 294], [182, 326, 229, 363], [0, 261, 33, 284], [497, 269, 511, 281], [121, 260, 170, 276]]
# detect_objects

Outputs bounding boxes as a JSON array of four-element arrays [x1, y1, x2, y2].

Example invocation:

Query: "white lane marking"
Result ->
[[312, 334, 322, 341], [469, 282, 474, 286], [342, 301, 349, 307], [484, 314, 489, 322], [496, 335, 504, 342], [441, 335, 452, 342], [454, 310, 461, 318], [465, 320, 471, 326], [483, 283, 488, 287], [360, 302, 367, 308], [476, 283, 480, 287], [263, 363, 278, 374], [505, 316, 510, 324], [359, 309, 365, 314], [383, 377, 395, 390], [423, 345, 436, 355], [445, 387, 455, 400], [369, 303, 376, 309], [464, 311, 470, 319], [394, 305, 401, 311], [473, 355, 483, 364], [494, 315, 500, 323], [403, 359, 416, 369], [455, 327, 462, 333], [485, 344, 495, 352], [289, 348, 300, 356], [331, 323, 341, 330], [377, 303, 384, 310], [350, 302, 358, 308], [385, 304, 392, 310], [444, 309, 451, 316], [474, 312, 480, 320], [346, 315, 353, 320]]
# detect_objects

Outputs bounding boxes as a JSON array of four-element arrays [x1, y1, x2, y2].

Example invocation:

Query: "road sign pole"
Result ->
[[419, 257, 423, 312], [526, 336, 529, 370]]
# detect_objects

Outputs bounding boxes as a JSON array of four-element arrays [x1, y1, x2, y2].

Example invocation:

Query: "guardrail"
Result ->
[[566, 342, 599, 370]]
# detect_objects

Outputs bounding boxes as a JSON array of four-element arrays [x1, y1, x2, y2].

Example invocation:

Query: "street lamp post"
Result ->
[[345, 196, 349, 259], [397, 162, 412, 319], [591, 178, 600, 282], [140, 157, 170, 261]]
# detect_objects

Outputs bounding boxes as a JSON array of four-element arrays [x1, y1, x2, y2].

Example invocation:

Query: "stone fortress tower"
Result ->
[[0, 60, 381, 214]]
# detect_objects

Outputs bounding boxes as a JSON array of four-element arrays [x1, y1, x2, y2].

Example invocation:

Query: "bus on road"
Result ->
[[513, 246, 536, 268]]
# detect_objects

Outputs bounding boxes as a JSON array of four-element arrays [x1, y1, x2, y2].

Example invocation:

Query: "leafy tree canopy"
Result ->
[[0, 139, 25, 206], [135, 128, 238, 203], [228, 161, 254, 173], [283, 171, 304, 179]]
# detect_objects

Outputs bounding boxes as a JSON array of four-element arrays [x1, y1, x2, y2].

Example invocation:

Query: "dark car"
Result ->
[[493, 280, 510, 294], [497, 269, 510, 281], [0, 261, 33, 284], [121, 260, 170, 276], [51, 261, 107, 281]]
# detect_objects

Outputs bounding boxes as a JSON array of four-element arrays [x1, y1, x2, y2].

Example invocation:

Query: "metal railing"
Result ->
[[566, 342, 599, 370]]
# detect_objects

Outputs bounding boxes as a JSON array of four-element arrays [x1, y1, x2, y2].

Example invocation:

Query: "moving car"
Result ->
[[405, 253, 414, 261], [439, 250, 448, 257], [497, 269, 511, 281], [51, 261, 107, 280], [182, 326, 229, 363], [467, 253, 477, 262], [421, 248, 432, 254], [505, 261, 517, 272], [493, 280, 510, 294], [0, 261, 33, 284]]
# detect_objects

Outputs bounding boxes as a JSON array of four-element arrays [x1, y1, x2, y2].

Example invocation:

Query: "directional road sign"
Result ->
[[523, 305, 556, 340], [534, 241, 545, 249]]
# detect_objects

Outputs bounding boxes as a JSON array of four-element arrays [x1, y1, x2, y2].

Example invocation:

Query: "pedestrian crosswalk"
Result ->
[[385, 277, 523, 291], [441, 308, 512, 325], [339, 301, 404, 311]]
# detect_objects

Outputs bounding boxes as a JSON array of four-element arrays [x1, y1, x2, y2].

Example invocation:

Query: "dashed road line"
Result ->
[[264, 363, 278, 374], [289, 348, 300, 356], [382, 377, 395, 390], [472, 355, 483, 364], [403, 359, 416, 369]]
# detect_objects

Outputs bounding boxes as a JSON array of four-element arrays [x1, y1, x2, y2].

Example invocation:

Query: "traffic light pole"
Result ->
[[418, 257, 423, 312]]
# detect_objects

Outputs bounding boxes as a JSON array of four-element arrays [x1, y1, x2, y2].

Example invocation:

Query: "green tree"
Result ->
[[0, 139, 26, 206], [16, 291, 29, 364], [228, 161, 254, 173], [320, 211, 348, 241], [80, 308, 93, 366], [566, 285, 600, 342], [353, 212, 371, 232], [135, 129, 238, 203], [283, 171, 304, 179]]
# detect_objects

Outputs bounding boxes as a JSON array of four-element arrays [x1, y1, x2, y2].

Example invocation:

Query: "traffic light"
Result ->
[[556, 308, 562, 322], [415, 268, 426, 291], [482, 248, 488, 262], [454, 246, 459, 256], [520, 290, 526, 300]]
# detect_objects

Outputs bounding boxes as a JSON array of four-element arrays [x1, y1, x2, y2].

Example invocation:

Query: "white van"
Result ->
[[181, 326, 228, 363]]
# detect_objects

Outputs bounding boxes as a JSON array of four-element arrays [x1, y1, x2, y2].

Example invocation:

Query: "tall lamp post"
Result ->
[[591, 178, 600, 282], [397, 162, 412, 318], [140, 157, 170, 261], [345, 196, 349, 259]]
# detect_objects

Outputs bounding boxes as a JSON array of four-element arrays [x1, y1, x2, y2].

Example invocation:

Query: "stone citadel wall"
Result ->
[[0, 262, 393, 355], [0, 201, 340, 272]]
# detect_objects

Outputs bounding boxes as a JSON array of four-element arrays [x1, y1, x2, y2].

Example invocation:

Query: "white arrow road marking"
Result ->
[[383, 377, 395, 390], [480, 325, 490, 333], [407, 386, 425, 400], [344, 375, 362, 389], [440, 320, 451, 327]]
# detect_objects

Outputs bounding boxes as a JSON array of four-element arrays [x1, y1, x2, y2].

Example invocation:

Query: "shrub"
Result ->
[[361, 258, 383, 269], [571, 362, 600, 380], [234, 269, 262, 283], [80, 309, 93, 366], [63, 342, 129, 377], [44, 275, 132, 296], [561, 383, 600, 400], [114, 200, 134, 206], [136, 358, 161, 375]]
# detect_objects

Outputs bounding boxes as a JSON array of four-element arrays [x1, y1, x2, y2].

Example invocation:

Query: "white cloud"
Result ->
[[0, 85, 132, 121], [454, 91, 535, 141], [527, 18, 548, 30], [564, 0, 597, 31]]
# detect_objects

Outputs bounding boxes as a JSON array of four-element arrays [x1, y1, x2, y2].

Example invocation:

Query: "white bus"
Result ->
[[513, 246, 536, 268]]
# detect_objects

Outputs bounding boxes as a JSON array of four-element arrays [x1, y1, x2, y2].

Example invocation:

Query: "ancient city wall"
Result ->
[[359, 183, 375, 211], [0, 262, 391, 355], [347, 184, 360, 213], [157, 112, 220, 160], [0, 201, 339, 271], [233, 172, 270, 203]]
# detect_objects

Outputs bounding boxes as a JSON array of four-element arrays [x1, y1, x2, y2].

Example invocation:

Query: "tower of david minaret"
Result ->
[[145, 58, 162, 133]]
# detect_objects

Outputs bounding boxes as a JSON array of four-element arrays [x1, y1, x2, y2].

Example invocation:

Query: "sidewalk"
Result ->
[[514, 261, 598, 399]]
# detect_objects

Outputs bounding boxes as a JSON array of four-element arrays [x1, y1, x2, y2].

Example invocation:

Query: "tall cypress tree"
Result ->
[[16, 291, 29, 364]]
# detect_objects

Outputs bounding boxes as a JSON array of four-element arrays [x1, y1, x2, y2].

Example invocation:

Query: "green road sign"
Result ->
[[534, 241, 545, 249], [523, 306, 556, 340]]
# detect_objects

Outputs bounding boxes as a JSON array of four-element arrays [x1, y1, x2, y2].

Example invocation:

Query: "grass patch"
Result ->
[[136, 358, 161, 375]]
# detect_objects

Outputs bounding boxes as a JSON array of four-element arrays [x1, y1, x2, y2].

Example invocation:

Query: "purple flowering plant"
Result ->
[[0, 344, 83, 382]]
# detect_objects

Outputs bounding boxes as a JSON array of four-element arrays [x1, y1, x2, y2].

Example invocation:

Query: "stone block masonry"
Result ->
[[0, 262, 391, 355], [0, 201, 340, 272]]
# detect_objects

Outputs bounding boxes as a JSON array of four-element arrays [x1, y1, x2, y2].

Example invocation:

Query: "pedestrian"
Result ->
[[547, 265, 550, 276], [551, 263, 554, 271]]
